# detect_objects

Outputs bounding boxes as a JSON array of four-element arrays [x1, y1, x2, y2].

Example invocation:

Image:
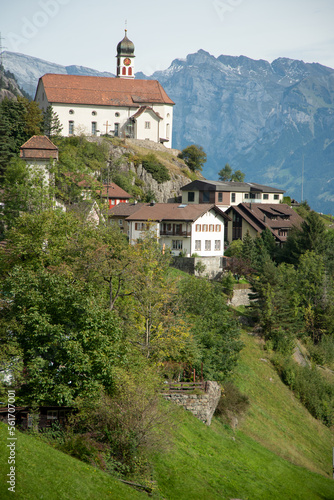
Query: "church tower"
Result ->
[[116, 30, 135, 79]]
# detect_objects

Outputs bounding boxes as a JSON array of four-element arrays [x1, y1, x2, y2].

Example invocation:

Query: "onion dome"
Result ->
[[117, 30, 135, 56]]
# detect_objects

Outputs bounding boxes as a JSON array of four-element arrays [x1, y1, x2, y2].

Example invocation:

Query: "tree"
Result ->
[[218, 163, 245, 182], [178, 144, 207, 172], [0, 267, 122, 405], [231, 169, 245, 182], [43, 105, 63, 138], [0, 96, 43, 178], [218, 163, 232, 181], [2, 157, 55, 230]]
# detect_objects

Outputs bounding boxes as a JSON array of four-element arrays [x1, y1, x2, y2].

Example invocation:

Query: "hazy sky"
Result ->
[[1, 0, 334, 74]]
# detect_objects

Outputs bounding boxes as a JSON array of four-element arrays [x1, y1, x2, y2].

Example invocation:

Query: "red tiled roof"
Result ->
[[20, 135, 58, 160], [38, 74, 175, 107], [99, 183, 131, 199], [126, 203, 231, 222]]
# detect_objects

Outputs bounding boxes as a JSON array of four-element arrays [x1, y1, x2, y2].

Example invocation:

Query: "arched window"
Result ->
[[128, 67, 132, 76], [122, 67, 126, 76]]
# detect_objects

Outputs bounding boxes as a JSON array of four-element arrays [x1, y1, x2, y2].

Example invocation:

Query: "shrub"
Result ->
[[273, 357, 334, 426], [141, 153, 170, 183], [215, 382, 250, 425]]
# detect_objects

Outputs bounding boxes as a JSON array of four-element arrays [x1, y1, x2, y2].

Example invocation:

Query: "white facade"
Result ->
[[128, 210, 226, 257], [35, 87, 174, 147]]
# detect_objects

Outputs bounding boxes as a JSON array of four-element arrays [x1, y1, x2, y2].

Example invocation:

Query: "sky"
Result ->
[[1, 0, 334, 74]]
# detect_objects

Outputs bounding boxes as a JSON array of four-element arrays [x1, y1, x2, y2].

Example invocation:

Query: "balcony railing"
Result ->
[[160, 230, 191, 237]]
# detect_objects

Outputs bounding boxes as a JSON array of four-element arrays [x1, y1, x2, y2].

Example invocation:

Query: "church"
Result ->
[[34, 31, 174, 148]]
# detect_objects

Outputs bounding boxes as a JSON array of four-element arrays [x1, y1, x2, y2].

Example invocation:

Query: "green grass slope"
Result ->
[[234, 333, 334, 477], [151, 409, 334, 500], [0, 423, 145, 500]]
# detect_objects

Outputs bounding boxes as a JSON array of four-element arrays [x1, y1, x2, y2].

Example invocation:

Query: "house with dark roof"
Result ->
[[34, 31, 174, 147], [122, 203, 230, 259], [181, 180, 285, 210], [225, 203, 303, 245], [108, 202, 144, 236]]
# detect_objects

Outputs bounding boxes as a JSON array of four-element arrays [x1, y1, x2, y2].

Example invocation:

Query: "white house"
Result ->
[[34, 31, 174, 147], [181, 180, 285, 210], [123, 203, 230, 257]]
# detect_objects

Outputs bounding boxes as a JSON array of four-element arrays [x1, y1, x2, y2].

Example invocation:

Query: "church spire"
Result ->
[[116, 29, 135, 79]]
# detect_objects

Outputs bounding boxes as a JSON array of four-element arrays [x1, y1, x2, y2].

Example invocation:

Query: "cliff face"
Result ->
[[0, 67, 23, 101], [87, 137, 194, 203]]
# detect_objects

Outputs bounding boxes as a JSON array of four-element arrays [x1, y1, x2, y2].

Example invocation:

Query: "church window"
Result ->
[[122, 67, 126, 75], [115, 112, 120, 117], [166, 123, 170, 139], [92, 111, 97, 116], [91, 122, 97, 135], [145, 122, 151, 129], [128, 67, 132, 76], [114, 123, 119, 137], [68, 121, 74, 135], [69, 109, 74, 114], [167, 113, 170, 118]]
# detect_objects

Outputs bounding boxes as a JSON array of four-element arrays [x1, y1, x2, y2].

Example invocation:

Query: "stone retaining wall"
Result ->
[[161, 381, 221, 425]]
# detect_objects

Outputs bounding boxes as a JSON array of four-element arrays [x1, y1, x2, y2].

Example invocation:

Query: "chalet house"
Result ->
[[20, 135, 58, 188], [181, 180, 285, 211], [62, 174, 131, 207], [122, 203, 230, 258], [35, 31, 174, 147], [225, 203, 304, 245]]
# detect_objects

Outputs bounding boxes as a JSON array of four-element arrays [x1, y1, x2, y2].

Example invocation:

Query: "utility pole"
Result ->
[[301, 154, 304, 202]]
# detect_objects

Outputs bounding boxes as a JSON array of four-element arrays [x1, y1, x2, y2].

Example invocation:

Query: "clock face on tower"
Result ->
[[124, 58, 131, 66]]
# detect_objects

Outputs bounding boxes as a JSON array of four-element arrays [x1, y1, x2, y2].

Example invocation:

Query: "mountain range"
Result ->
[[3, 50, 334, 214]]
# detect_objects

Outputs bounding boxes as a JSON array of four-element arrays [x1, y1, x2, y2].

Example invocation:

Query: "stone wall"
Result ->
[[161, 381, 221, 426], [172, 256, 222, 279]]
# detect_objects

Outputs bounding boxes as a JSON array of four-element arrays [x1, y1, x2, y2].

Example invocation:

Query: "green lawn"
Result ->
[[151, 408, 334, 500], [0, 423, 145, 500], [234, 332, 334, 477]]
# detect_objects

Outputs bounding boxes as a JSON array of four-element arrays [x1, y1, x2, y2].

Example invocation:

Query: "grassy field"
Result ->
[[234, 332, 334, 477], [0, 423, 145, 500], [151, 408, 334, 500]]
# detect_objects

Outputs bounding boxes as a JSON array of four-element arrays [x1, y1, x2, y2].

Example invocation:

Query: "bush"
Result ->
[[141, 153, 170, 183], [273, 357, 334, 426], [215, 382, 250, 425]]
